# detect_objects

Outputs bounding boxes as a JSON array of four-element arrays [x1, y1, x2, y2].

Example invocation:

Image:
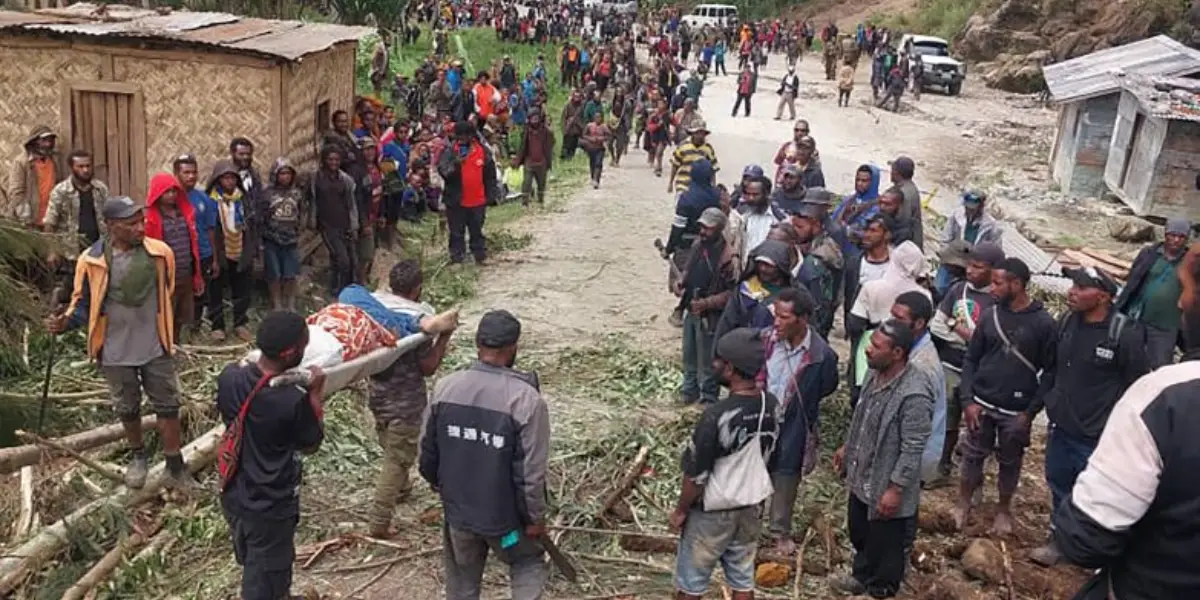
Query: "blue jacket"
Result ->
[[336, 284, 420, 336], [831, 163, 882, 256], [761, 329, 839, 476], [188, 188, 217, 260]]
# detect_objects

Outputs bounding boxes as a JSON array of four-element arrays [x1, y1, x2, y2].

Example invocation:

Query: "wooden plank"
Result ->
[[106, 94, 121, 196], [89, 93, 108, 188], [115, 94, 129, 197], [129, 91, 148, 202], [69, 80, 139, 96], [1079, 248, 1134, 271], [271, 65, 285, 164], [1061, 249, 1130, 280], [78, 43, 277, 70]]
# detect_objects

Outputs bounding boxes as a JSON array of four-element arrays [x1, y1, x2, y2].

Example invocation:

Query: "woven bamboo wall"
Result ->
[[284, 42, 357, 173], [115, 56, 274, 187], [0, 45, 103, 209]]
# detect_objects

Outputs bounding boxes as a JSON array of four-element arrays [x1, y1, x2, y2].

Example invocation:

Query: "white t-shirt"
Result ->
[[858, 256, 891, 286]]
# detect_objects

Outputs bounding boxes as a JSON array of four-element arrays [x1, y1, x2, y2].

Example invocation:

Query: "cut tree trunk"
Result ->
[[60, 527, 155, 600], [0, 425, 222, 596], [0, 415, 157, 475], [598, 445, 650, 520]]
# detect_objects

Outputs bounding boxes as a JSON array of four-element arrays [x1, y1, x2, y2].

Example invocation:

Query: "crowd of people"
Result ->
[[10, 2, 1200, 600]]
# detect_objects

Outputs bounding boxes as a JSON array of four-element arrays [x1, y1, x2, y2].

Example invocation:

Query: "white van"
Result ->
[[681, 4, 738, 30]]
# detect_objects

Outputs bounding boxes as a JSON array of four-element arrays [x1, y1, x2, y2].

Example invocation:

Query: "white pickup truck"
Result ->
[[899, 34, 967, 96]]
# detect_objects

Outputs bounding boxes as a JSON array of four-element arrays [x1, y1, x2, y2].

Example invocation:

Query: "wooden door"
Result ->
[[64, 83, 146, 202]]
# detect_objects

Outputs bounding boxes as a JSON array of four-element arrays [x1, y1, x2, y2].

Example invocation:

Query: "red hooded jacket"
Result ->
[[144, 172, 203, 292]]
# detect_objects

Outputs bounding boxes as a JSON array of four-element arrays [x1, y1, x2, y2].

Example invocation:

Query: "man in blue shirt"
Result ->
[[174, 153, 218, 338]]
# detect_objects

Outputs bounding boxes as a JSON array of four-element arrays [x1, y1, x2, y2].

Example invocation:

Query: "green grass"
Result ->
[[875, 0, 986, 42]]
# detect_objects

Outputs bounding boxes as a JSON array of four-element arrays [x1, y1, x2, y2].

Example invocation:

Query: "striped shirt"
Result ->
[[670, 142, 719, 192]]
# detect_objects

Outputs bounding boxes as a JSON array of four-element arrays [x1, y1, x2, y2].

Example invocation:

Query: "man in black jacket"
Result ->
[[674, 208, 738, 404], [1052, 241, 1200, 599], [1026, 267, 1149, 566], [1114, 218, 1190, 368], [419, 310, 549, 600], [953, 257, 1057, 536]]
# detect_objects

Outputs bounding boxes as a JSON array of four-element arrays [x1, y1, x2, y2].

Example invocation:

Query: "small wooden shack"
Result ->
[[1104, 73, 1200, 219], [0, 3, 373, 204], [1043, 35, 1200, 198]]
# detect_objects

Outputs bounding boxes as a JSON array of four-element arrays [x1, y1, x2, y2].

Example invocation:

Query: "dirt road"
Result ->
[[309, 51, 1084, 600]]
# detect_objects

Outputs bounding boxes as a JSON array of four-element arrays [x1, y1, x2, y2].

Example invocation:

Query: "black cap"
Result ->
[[1063, 266, 1119, 295], [101, 196, 143, 221], [939, 240, 972, 268], [968, 242, 1005, 267], [476, 310, 521, 348], [794, 201, 828, 220], [715, 328, 766, 375], [891, 156, 915, 179]]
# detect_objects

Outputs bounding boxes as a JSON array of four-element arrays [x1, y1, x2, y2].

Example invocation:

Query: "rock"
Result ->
[[961, 129, 976, 138], [960, 538, 1005, 584], [1107, 216, 1156, 243], [982, 54, 1046, 93], [918, 508, 958, 534], [754, 562, 791, 588]]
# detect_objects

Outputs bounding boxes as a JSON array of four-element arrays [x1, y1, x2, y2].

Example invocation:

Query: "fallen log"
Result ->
[[0, 426, 222, 596], [15, 430, 125, 485], [60, 526, 156, 600], [0, 416, 157, 475], [13, 466, 34, 540], [598, 445, 650, 521]]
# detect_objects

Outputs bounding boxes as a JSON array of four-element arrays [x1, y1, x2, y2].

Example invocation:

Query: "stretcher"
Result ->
[[243, 332, 431, 393]]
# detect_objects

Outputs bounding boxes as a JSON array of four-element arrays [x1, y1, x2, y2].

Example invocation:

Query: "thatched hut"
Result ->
[[0, 3, 373, 204]]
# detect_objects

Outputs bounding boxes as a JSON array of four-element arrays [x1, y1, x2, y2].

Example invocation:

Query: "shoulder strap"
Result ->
[[234, 373, 274, 427], [991, 307, 1038, 375], [1107, 312, 1129, 347]]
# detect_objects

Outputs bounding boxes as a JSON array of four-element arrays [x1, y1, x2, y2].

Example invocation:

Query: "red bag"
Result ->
[[217, 373, 273, 492]]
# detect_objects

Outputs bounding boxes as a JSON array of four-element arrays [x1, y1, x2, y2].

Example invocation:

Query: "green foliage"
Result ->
[[0, 220, 54, 377], [881, 0, 985, 41], [328, 0, 408, 29]]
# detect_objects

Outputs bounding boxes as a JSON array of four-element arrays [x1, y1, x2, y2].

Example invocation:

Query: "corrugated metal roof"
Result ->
[[1119, 73, 1200, 123], [1044, 35, 1200, 104], [0, 3, 374, 62]]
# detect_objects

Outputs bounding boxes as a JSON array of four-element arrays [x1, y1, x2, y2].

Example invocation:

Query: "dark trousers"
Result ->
[[715, 57, 727, 75], [838, 89, 852, 106], [321, 228, 356, 295], [1044, 426, 1097, 514], [446, 204, 486, 263], [223, 507, 298, 600], [586, 147, 605, 182], [962, 406, 1030, 496], [732, 93, 752, 116], [848, 495, 911, 598], [208, 258, 251, 331], [522, 163, 549, 203], [194, 254, 214, 327], [561, 133, 580, 159]]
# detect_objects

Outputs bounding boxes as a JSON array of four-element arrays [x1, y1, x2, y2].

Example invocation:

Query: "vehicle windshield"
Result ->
[[911, 41, 950, 57]]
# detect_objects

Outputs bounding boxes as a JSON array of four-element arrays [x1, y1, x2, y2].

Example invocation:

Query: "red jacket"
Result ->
[[144, 172, 203, 291]]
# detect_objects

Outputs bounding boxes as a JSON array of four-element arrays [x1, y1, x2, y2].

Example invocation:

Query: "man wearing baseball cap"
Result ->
[[668, 120, 719, 194], [1115, 218, 1191, 368], [674, 207, 738, 404], [46, 196, 194, 490], [1026, 266, 1150, 566], [927, 241, 1004, 487], [730, 164, 765, 207]]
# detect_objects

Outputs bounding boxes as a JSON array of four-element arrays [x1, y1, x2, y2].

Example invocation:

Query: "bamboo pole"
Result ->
[[0, 426, 222, 596], [0, 415, 158, 475]]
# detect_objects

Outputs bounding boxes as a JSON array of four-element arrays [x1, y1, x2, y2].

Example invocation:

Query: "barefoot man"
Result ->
[[952, 258, 1057, 535]]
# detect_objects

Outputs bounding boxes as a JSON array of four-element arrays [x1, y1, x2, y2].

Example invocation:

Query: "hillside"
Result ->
[[798, 0, 1199, 92]]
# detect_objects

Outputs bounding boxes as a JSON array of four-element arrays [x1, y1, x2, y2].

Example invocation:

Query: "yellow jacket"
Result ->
[[64, 237, 176, 360]]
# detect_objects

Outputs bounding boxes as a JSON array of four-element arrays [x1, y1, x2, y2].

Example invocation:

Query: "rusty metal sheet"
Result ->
[[36, 3, 158, 20], [225, 21, 374, 61], [0, 11, 69, 27], [176, 17, 289, 45]]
